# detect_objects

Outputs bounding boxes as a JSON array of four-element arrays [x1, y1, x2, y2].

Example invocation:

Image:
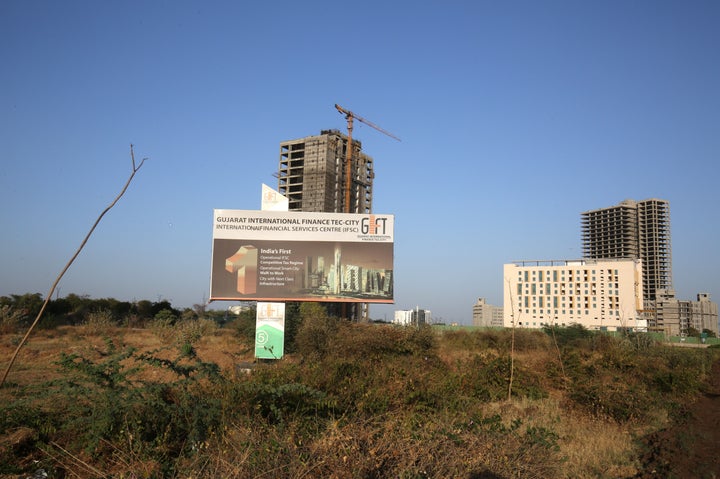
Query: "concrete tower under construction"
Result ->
[[581, 198, 672, 303], [277, 129, 374, 214], [277, 129, 375, 320]]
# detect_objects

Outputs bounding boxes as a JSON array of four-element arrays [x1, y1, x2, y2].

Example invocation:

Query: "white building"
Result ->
[[472, 298, 504, 327], [503, 259, 645, 331], [393, 308, 432, 326]]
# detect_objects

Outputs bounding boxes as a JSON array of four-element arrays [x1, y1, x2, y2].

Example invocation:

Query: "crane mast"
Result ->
[[334, 104, 400, 213]]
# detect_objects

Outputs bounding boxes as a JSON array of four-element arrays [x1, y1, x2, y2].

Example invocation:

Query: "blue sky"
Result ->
[[1, 1, 718, 324]]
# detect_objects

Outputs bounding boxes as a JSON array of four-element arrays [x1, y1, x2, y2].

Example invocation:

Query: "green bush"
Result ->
[[330, 323, 436, 359], [228, 307, 256, 342], [513, 328, 552, 351], [240, 382, 332, 424], [173, 318, 217, 346], [543, 323, 594, 348], [648, 348, 713, 396], [294, 303, 340, 358], [461, 355, 547, 401], [0, 305, 25, 334], [39, 339, 224, 473]]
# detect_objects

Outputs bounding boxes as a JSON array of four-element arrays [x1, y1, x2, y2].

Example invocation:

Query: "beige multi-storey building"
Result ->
[[472, 298, 504, 327], [278, 129, 374, 214], [581, 199, 671, 304], [503, 259, 645, 331]]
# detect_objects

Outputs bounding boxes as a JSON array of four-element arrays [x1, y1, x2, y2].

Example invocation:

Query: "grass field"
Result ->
[[1, 318, 718, 478]]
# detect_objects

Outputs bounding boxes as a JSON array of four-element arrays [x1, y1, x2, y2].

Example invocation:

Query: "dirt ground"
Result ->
[[633, 357, 720, 479], [0, 326, 254, 390]]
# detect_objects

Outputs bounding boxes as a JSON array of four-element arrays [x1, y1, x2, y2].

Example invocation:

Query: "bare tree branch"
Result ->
[[1, 145, 147, 387], [506, 279, 516, 401]]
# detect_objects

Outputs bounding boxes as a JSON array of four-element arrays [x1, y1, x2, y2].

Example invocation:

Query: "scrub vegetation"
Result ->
[[1, 295, 718, 478]]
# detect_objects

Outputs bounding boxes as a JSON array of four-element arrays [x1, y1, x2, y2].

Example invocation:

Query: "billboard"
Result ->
[[210, 209, 394, 303]]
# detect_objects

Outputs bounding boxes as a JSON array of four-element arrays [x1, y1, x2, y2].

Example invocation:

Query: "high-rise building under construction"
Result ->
[[277, 129, 374, 214], [581, 198, 672, 304], [276, 129, 375, 320]]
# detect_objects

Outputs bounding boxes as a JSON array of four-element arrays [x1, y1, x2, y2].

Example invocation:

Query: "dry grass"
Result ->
[[482, 396, 641, 479], [3, 324, 713, 478]]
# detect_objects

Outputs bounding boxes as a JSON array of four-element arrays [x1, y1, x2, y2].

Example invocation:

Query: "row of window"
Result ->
[[519, 286, 620, 296], [518, 294, 620, 303], [522, 309, 622, 317], [518, 269, 619, 279]]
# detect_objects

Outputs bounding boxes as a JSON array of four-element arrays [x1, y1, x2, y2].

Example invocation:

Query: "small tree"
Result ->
[[0, 305, 25, 334], [154, 309, 178, 324], [1, 145, 147, 387], [686, 327, 701, 338], [295, 303, 339, 358]]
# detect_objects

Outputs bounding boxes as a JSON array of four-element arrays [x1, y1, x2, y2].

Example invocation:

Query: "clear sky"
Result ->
[[2, 1, 718, 324]]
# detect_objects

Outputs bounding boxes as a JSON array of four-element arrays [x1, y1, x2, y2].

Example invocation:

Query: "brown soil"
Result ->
[[0, 326, 253, 389], [633, 358, 720, 479]]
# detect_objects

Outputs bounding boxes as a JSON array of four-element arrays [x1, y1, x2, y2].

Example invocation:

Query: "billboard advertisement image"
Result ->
[[210, 210, 394, 303]]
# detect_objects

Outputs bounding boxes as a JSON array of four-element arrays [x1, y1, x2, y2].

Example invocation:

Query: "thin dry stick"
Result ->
[[46, 441, 107, 477], [549, 317, 568, 384], [506, 280, 516, 401], [1, 145, 146, 387]]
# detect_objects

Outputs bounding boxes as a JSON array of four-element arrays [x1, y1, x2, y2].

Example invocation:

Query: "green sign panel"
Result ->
[[255, 302, 285, 359]]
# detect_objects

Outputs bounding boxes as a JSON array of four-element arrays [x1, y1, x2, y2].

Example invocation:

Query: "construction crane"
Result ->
[[335, 104, 400, 213]]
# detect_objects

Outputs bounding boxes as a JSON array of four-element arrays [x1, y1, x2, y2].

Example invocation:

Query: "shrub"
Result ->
[[461, 355, 547, 401], [568, 377, 651, 422], [43, 339, 225, 474], [543, 323, 594, 348], [228, 307, 256, 342], [648, 348, 713, 396], [470, 329, 508, 350], [174, 318, 217, 346], [149, 315, 213, 346], [0, 305, 25, 334], [330, 323, 436, 359], [441, 328, 548, 354], [240, 382, 332, 424], [154, 308, 178, 324], [513, 328, 551, 351], [82, 309, 115, 335], [294, 304, 340, 358]]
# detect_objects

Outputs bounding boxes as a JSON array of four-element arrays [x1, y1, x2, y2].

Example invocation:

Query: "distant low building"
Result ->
[[694, 293, 719, 335], [472, 298, 503, 327], [227, 304, 253, 315], [503, 258, 645, 331], [394, 308, 432, 326], [649, 290, 719, 337]]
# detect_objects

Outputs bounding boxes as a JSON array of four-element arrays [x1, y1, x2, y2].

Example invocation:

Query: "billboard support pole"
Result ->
[[256, 184, 288, 360]]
